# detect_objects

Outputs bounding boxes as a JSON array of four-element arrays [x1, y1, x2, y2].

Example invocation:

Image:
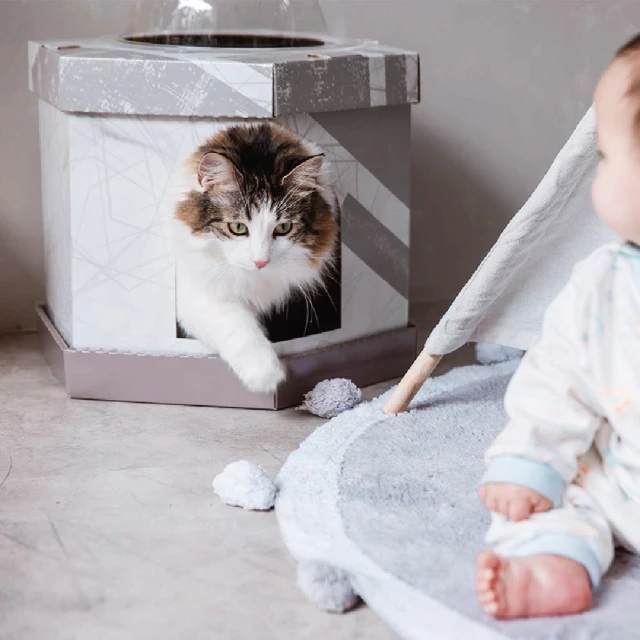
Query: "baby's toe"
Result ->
[[478, 588, 497, 605], [484, 600, 499, 615], [476, 573, 489, 593], [476, 554, 498, 594], [477, 552, 506, 615], [476, 567, 495, 588], [478, 551, 501, 573]]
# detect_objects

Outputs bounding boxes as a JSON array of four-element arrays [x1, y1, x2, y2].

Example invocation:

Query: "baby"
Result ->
[[476, 34, 640, 620]]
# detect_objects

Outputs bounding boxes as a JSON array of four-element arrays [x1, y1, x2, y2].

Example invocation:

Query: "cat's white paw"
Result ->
[[231, 346, 286, 394]]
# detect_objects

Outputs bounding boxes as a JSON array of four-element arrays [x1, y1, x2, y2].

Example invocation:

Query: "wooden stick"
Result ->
[[383, 350, 443, 414]]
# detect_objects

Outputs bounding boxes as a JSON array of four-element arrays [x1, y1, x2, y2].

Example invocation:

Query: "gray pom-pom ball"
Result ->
[[476, 343, 524, 365], [212, 460, 276, 511], [297, 562, 360, 613], [301, 378, 362, 418]]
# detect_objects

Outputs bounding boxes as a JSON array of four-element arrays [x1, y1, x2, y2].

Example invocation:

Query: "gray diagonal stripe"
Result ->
[[312, 108, 411, 208], [341, 194, 409, 298], [247, 63, 274, 78]]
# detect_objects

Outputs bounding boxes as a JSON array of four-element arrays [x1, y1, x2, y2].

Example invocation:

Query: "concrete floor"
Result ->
[[0, 334, 401, 640]]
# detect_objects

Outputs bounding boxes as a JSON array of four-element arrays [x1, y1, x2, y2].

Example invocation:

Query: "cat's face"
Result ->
[[176, 123, 338, 274]]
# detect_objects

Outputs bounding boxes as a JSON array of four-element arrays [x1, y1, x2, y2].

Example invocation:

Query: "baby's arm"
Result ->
[[480, 261, 604, 516]]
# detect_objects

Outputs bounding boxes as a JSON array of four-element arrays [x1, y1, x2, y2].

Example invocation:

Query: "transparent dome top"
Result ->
[[123, 0, 338, 49]]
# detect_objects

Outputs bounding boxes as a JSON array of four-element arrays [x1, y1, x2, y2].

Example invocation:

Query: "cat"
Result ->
[[172, 122, 340, 393]]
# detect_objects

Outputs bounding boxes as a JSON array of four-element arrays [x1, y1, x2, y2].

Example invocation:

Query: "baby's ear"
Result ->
[[282, 155, 324, 191], [198, 153, 238, 193]]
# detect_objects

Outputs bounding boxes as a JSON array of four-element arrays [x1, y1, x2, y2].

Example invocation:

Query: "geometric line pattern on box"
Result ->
[[312, 107, 411, 208], [341, 195, 409, 298]]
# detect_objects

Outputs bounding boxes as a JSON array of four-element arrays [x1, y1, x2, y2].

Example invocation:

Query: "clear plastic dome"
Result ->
[[123, 0, 337, 49]]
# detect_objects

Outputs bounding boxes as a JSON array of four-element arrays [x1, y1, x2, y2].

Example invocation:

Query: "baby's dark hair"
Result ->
[[617, 33, 640, 58], [614, 34, 640, 126], [613, 34, 640, 147]]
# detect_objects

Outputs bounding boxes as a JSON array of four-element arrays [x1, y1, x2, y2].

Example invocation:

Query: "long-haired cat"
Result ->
[[172, 122, 339, 393]]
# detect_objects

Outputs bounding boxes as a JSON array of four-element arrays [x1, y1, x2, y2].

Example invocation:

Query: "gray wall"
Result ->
[[1, 0, 639, 333]]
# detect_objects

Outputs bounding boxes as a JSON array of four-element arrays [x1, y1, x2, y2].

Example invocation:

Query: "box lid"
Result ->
[[28, 36, 419, 118]]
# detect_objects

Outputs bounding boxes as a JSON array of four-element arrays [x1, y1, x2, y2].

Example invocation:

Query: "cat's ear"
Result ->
[[282, 155, 325, 191], [197, 153, 238, 193]]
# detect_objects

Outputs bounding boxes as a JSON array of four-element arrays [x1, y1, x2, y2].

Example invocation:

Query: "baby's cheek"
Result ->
[[593, 179, 634, 238], [591, 172, 614, 224]]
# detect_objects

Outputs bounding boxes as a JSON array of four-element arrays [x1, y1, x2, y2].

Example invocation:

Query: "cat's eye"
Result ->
[[274, 222, 293, 236], [228, 222, 248, 236]]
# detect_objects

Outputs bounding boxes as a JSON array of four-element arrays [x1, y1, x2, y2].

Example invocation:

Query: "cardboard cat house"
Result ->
[[29, 1, 419, 409]]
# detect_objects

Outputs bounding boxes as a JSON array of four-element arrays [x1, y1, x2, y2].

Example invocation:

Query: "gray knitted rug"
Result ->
[[275, 360, 640, 640]]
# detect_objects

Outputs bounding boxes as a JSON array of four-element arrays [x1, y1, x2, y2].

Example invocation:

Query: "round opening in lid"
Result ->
[[122, 0, 341, 50], [123, 32, 325, 48]]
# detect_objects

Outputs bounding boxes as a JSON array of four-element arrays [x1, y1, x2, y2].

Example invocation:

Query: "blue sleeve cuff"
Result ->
[[481, 455, 566, 507]]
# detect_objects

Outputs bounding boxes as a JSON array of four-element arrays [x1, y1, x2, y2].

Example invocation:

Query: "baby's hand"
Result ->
[[478, 483, 553, 522]]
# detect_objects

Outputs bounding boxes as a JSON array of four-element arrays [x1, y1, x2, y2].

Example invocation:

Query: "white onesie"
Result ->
[[482, 242, 640, 589]]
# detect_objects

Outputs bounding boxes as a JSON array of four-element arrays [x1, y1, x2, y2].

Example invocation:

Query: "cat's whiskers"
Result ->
[[309, 273, 338, 313], [227, 162, 253, 217], [274, 195, 300, 221], [275, 181, 308, 217], [278, 179, 337, 221], [298, 285, 320, 333], [319, 264, 339, 288], [262, 254, 323, 329]]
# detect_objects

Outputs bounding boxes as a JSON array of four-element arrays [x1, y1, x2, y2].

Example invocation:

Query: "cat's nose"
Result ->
[[254, 260, 269, 270]]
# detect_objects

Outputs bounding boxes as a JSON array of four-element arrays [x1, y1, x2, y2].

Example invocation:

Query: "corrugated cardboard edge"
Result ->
[[36, 305, 416, 411]]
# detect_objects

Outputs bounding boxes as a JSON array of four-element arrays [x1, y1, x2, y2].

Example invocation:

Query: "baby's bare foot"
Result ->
[[475, 551, 592, 619]]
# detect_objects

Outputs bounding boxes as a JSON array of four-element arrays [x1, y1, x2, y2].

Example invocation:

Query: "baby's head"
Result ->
[[592, 35, 640, 244]]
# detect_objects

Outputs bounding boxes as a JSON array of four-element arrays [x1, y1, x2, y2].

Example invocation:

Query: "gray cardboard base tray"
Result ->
[[36, 305, 417, 410]]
